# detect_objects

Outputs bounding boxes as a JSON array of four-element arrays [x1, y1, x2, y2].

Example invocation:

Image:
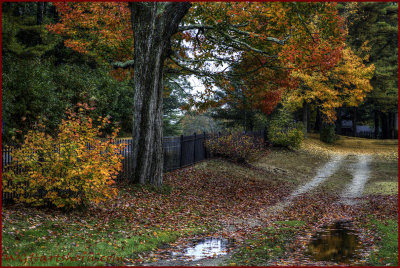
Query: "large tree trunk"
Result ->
[[129, 2, 191, 186]]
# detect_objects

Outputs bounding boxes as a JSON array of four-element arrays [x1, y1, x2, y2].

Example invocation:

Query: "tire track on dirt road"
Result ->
[[260, 154, 346, 216], [340, 154, 371, 205]]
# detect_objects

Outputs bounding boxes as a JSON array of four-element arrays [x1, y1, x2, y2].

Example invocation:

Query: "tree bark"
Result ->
[[302, 101, 308, 137], [352, 107, 357, 137], [36, 2, 45, 25], [307, 103, 311, 133], [129, 2, 191, 186], [389, 112, 395, 139], [315, 108, 321, 132], [393, 112, 399, 139], [336, 107, 342, 135], [374, 110, 380, 139], [380, 112, 389, 139]]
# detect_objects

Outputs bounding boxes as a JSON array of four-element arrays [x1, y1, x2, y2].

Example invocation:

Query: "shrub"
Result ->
[[2, 103, 125, 209], [205, 133, 268, 163], [320, 123, 338, 143], [268, 109, 304, 149]]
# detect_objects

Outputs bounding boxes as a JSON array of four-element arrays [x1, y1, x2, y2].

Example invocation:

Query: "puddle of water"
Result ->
[[178, 238, 230, 261], [307, 221, 361, 263]]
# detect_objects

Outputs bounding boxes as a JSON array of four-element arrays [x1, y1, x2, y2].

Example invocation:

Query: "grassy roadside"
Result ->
[[301, 133, 398, 160], [364, 156, 398, 195], [367, 218, 398, 266], [1, 213, 211, 266]]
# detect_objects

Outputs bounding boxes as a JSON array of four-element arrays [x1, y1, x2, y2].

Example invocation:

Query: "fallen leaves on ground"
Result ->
[[2, 154, 398, 266]]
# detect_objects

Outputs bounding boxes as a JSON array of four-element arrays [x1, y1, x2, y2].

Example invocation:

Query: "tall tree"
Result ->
[[48, 2, 347, 186], [283, 44, 375, 123], [345, 2, 398, 139]]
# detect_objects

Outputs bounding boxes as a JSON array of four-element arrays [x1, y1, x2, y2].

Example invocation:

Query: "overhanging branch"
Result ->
[[178, 24, 215, 32], [169, 56, 220, 77], [111, 60, 135, 69]]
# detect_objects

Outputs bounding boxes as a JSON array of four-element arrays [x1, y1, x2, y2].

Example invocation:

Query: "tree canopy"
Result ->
[[4, 2, 382, 185]]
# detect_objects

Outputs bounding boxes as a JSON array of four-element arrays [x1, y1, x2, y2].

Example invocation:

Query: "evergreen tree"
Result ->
[[346, 2, 398, 138]]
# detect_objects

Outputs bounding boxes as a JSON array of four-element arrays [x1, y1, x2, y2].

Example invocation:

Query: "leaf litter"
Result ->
[[2, 147, 398, 266]]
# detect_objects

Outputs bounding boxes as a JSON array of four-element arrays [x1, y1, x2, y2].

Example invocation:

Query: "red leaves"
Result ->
[[47, 2, 133, 64], [205, 134, 268, 163]]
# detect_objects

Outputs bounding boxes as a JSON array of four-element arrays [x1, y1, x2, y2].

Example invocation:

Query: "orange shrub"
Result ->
[[205, 133, 268, 163], [2, 103, 125, 209]]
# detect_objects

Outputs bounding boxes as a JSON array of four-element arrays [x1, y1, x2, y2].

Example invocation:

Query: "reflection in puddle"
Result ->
[[180, 238, 229, 261], [307, 221, 361, 263]]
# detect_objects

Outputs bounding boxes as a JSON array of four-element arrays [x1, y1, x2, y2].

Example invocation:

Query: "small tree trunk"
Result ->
[[315, 108, 321, 132], [36, 2, 45, 25], [380, 112, 389, 139], [374, 110, 380, 139], [336, 107, 342, 135], [302, 102, 308, 137], [307, 104, 311, 133], [390, 112, 395, 139], [352, 107, 357, 137], [129, 2, 191, 186]]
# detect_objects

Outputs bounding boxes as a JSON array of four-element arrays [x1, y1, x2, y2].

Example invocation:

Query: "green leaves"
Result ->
[[268, 108, 304, 149]]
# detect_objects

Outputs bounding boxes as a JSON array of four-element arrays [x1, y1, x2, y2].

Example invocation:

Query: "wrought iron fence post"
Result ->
[[203, 131, 207, 159], [193, 133, 196, 163], [180, 135, 184, 168]]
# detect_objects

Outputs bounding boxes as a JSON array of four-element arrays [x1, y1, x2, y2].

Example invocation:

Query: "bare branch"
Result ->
[[166, 77, 191, 95], [292, 2, 316, 43], [172, 52, 236, 64], [169, 56, 220, 77], [112, 59, 180, 74], [178, 24, 215, 32], [228, 26, 291, 45]]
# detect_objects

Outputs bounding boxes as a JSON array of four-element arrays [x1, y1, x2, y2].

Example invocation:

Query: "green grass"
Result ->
[[253, 148, 329, 186], [302, 133, 398, 160], [2, 215, 209, 266], [367, 219, 398, 266], [228, 220, 305, 266], [364, 157, 398, 195]]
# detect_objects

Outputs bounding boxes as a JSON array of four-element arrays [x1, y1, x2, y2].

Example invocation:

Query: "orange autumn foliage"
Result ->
[[2, 103, 126, 209], [283, 44, 375, 122]]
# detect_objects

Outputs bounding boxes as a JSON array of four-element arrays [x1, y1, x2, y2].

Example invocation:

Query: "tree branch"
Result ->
[[292, 2, 316, 43], [178, 24, 215, 32], [228, 26, 290, 45], [169, 56, 221, 77], [111, 60, 135, 69], [112, 59, 180, 74]]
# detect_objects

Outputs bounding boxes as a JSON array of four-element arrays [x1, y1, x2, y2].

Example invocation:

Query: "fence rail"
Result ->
[[1, 130, 267, 202]]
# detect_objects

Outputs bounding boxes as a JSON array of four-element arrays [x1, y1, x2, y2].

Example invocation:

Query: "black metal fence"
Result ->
[[1, 130, 267, 202]]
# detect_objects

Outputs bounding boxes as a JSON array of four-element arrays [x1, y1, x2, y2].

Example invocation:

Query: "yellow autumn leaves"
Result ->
[[283, 44, 375, 123], [2, 104, 126, 209]]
